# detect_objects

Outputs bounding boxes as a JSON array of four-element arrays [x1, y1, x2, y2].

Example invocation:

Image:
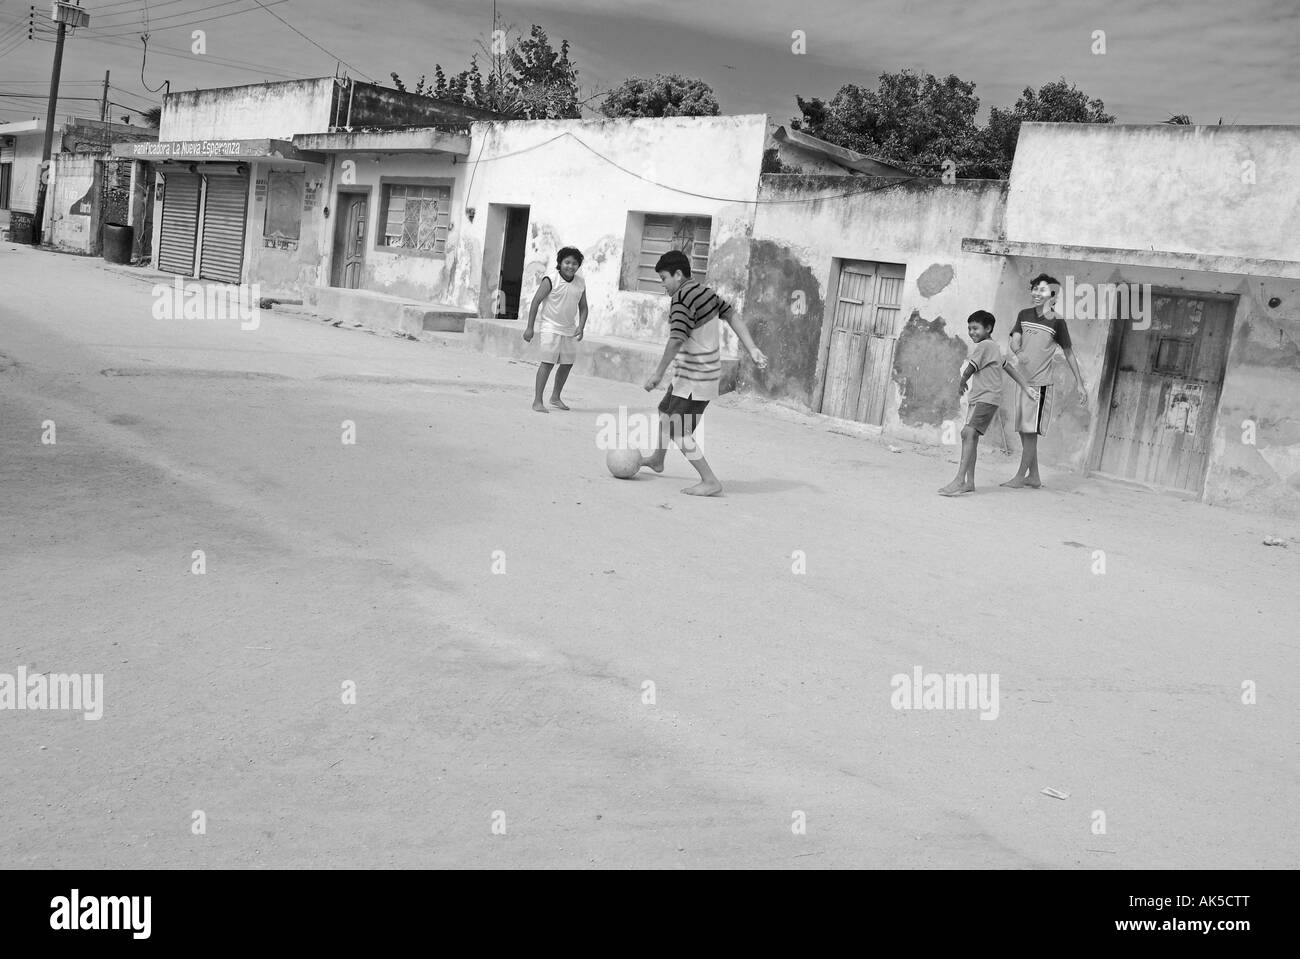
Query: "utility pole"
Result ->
[[100, 69, 109, 123], [31, 1, 91, 247]]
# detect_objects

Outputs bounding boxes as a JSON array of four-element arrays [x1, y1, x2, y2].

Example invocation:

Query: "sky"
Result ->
[[0, 0, 1296, 127]]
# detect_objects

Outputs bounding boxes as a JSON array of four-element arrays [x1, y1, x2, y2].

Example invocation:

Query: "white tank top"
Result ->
[[538, 272, 585, 336]]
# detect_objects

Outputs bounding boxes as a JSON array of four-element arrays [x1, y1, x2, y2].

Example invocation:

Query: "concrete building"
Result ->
[[1, 116, 152, 243], [734, 123, 1300, 514], [111, 78, 492, 289], [106, 76, 1300, 514]]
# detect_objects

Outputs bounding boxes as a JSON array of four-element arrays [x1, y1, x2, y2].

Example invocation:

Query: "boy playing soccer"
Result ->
[[640, 250, 768, 496], [939, 310, 1034, 496], [1001, 273, 1088, 488], [523, 247, 588, 412]]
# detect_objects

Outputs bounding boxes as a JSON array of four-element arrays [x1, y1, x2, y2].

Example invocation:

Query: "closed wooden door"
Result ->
[[1096, 292, 1234, 494], [821, 261, 904, 425], [331, 192, 367, 289]]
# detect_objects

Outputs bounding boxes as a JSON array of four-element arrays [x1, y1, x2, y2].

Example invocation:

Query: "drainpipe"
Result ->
[[345, 79, 355, 130]]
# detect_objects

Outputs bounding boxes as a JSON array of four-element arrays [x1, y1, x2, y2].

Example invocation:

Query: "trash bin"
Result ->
[[102, 222, 133, 264]]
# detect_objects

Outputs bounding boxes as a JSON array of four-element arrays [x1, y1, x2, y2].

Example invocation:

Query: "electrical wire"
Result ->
[[248, 0, 375, 82], [459, 130, 923, 205], [81, 0, 291, 40]]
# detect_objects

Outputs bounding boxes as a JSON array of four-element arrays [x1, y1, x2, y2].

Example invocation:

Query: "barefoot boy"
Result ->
[[1001, 273, 1088, 488], [523, 247, 588, 412], [940, 310, 1034, 496], [640, 250, 768, 496]]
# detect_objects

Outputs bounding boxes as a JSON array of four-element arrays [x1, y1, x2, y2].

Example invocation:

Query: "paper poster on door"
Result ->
[[1165, 382, 1203, 434]]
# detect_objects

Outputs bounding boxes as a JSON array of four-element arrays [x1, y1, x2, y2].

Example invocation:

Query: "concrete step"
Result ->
[[307, 287, 475, 336], [464, 317, 739, 393]]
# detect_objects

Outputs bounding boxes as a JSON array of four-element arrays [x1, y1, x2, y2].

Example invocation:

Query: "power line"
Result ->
[[80, 1, 291, 40], [248, 0, 375, 82], [82, 34, 299, 79], [460, 130, 925, 205]]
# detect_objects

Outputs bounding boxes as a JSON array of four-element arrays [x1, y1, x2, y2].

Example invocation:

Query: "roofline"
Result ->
[[769, 125, 911, 176]]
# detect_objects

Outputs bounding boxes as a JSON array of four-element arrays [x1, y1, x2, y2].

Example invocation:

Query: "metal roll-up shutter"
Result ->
[[199, 172, 249, 284], [157, 172, 201, 276]]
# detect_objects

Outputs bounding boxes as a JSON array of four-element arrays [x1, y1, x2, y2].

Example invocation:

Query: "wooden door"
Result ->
[[330, 192, 367, 289], [821, 261, 904, 425], [1096, 292, 1234, 494]]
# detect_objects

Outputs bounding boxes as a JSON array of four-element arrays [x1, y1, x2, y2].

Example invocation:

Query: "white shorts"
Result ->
[[1012, 385, 1054, 436], [538, 332, 577, 365]]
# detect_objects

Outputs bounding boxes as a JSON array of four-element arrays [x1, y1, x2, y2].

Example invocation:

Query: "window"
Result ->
[[0, 163, 11, 211], [378, 180, 451, 255], [1153, 336, 1193, 377], [623, 212, 712, 292]]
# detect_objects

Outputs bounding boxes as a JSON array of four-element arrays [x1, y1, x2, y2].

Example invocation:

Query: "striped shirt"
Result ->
[[1011, 307, 1072, 387], [667, 279, 732, 401]]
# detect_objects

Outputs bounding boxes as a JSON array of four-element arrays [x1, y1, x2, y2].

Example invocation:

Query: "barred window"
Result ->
[[378, 182, 451, 255]]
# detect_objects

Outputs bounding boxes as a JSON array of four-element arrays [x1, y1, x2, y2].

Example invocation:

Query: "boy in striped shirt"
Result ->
[[640, 250, 768, 496]]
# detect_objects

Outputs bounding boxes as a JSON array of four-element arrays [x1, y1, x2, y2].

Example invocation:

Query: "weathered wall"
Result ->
[[1008, 123, 1300, 262], [46, 154, 98, 253], [457, 114, 768, 347], [3, 131, 45, 216], [983, 259, 1300, 513], [743, 174, 1008, 422], [160, 78, 337, 141], [244, 158, 331, 296], [1001, 123, 1300, 512], [322, 152, 467, 303]]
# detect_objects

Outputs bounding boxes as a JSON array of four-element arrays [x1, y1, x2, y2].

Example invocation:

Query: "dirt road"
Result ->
[[2, 244, 1296, 868]]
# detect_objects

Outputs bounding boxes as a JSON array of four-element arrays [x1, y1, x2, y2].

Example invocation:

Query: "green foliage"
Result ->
[[793, 72, 1115, 180], [393, 22, 580, 119], [599, 75, 720, 118]]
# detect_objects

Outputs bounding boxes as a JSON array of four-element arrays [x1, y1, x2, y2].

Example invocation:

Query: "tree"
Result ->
[[599, 75, 720, 118], [392, 21, 580, 119], [792, 72, 1115, 180], [141, 105, 162, 128], [792, 70, 983, 177], [976, 78, 1116, 178], [508, 25, 580, 119]]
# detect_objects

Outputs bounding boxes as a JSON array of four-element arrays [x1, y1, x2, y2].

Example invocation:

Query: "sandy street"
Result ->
[[2, 244, 1297, 869]]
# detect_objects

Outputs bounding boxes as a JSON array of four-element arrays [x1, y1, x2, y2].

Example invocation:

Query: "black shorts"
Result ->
[[658, 388, 708, 435]]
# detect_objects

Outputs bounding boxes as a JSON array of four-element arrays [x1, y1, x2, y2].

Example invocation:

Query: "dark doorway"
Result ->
[[497, 206, 530, 318]]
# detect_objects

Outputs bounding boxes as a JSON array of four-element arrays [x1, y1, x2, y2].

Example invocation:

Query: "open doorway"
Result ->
[[480, 203, 531, 319]]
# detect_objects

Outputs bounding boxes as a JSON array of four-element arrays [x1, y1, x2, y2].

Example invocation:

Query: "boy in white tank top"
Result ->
[[523, 247, 588, 412]]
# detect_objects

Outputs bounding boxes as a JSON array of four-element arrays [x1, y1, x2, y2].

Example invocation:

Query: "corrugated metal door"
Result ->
[[157, 171, 200, 276], [821, 261, 905, 425], [1096, 293, 1234, 494], [199, 173, 249, 284]]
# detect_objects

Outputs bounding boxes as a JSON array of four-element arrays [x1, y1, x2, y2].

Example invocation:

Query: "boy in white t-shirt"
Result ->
[[523, 247, 588, 412]]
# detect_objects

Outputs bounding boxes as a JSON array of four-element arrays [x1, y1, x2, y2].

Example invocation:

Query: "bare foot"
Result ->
[[1024, 477, 1043, 488], [1001, 476, 1028, 488], [939, 481, 975, 496], [682, 481, 723, 496], [641, 454, 664, 474], [549, 397, 570, 410], [532, 400, 549, 413]]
